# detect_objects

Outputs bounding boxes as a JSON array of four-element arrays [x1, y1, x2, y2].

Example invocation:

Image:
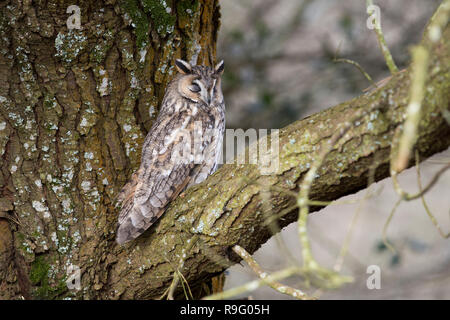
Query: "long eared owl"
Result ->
[[116, 59, 225, 244]]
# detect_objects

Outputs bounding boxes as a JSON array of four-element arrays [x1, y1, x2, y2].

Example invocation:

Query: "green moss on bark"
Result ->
[[141, 0, 176, 38], [122, 0, 150, 49], [30, 255, 67, 299]]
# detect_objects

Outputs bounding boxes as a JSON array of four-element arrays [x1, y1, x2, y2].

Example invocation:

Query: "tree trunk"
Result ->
[[0, 0, 220, 299]]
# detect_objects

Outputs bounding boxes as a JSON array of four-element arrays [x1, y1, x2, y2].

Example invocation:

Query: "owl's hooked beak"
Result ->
[[199, 88, 212, 105], [203, 80, 217, 105]]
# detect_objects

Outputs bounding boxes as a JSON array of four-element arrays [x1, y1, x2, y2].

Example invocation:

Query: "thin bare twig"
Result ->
[[333, 157, 382, 273], [382, 197, 402, 254], [333, 58, 375, 86], [415, 151, 450, 238], [231, 245, 310, 300], [393, 46, 429, 172], [203, 266, 301, 300], [391, 160, 450, 201], [164, 235, 199, 300], [296, 104, 382, 288]]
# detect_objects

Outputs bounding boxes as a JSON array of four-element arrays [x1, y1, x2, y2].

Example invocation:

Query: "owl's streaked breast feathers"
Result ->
[[116, 59, 225, 244]]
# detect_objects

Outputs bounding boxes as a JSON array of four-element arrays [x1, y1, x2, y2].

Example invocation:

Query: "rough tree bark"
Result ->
[[0, 1, 449, 300]]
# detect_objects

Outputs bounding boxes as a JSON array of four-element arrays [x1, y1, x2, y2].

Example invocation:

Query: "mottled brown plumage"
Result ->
[[116, 59, 225, 244]]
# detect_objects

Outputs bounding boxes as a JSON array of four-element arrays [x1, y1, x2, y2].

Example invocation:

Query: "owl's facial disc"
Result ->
[[175, 59, 224, 106]]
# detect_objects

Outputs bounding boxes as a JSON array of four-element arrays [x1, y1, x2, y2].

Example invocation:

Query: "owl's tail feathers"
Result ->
[[116, 216, 146, 245], [116, 204, 159, 245], [115, 169, 161, 245], [115, 170, 143, 245]]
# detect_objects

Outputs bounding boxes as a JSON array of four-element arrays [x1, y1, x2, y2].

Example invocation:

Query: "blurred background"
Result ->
[[218, 0, 450, 299]]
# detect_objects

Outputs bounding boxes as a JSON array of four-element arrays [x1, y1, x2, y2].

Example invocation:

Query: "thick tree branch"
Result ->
[[104, 16, 450, 299]]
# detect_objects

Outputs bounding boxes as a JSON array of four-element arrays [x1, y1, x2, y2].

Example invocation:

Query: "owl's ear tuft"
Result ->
[[175, 59, 192, 74], [214, 60, 224, 75]]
